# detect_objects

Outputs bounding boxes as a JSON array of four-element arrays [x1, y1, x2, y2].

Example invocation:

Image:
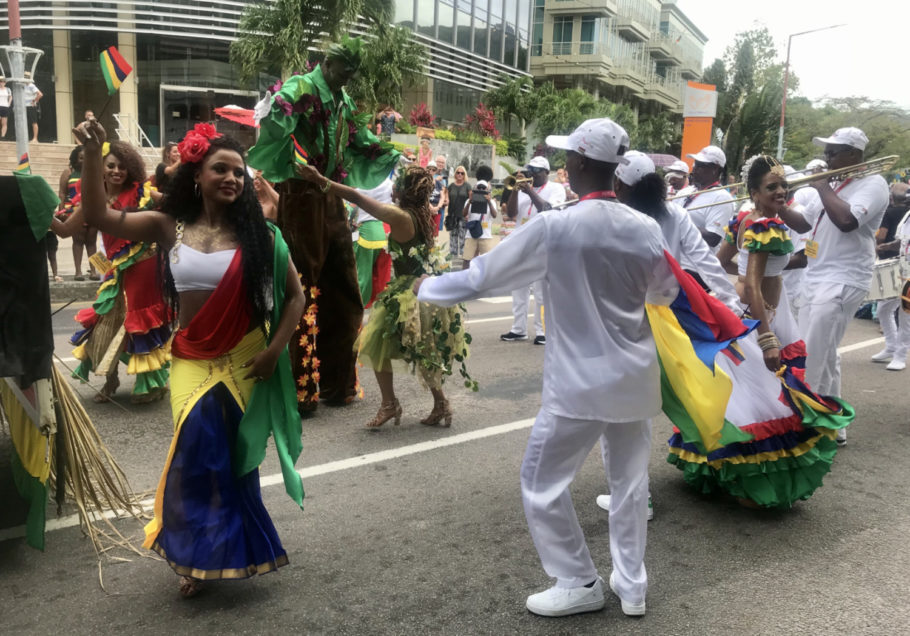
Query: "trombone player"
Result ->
[[501, 157, 566, 344], [777, 127, 889, 448]]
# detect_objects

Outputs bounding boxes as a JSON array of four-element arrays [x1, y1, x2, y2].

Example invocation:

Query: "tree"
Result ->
[[347, 24, 426, 116], [722, 27, 777, 86], [482, 75, 534, 136], [230, 0, 393, 82]]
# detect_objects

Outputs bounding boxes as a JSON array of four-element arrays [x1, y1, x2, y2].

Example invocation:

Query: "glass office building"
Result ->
[[0, 1, 532, 144]]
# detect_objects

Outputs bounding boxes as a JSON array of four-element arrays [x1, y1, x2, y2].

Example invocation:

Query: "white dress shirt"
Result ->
[[418, 198, 678, 422]]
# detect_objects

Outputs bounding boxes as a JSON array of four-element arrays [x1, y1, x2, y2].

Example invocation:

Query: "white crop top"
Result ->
[[169, 243, 237, 292]]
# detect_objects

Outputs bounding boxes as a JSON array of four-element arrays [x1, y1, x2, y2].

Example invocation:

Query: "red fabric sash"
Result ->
[[170, 249, 252, 360]]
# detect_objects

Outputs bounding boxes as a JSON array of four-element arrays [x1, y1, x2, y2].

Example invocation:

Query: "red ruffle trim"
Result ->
[[75, 307, 99, 329], [123, 304, 172, 335], [672, 412, 805, 443]]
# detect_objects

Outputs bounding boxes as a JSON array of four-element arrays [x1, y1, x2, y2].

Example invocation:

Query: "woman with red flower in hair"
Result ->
[[52, 138, 172, 403], [71, 118, 306, 597]]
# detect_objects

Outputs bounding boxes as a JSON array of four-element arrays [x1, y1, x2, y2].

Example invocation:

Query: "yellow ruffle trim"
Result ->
[[668, 428, 835, 468], [126, 346, 170, 375]]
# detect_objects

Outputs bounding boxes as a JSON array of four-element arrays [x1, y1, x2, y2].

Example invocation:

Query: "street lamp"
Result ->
[[776, 24, 846, 160]]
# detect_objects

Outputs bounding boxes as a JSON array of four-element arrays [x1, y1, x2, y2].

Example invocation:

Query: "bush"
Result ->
[[504, 134, 527, 163], [396, 120, 414, 134], [434, 129, 456, 141], [494, 139, 509, 157], [391, 141, 416, 154], [408, 102, 437, 127]]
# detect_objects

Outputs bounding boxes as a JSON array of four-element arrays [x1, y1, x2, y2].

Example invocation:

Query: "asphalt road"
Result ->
[[1, 297, 909, 635]]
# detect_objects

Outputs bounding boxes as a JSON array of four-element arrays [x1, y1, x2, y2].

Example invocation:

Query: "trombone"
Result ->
[[504, 175, 533, 190], [683, 155, 899, 212]]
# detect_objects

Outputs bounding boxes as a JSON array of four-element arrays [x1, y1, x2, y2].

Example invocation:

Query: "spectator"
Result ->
[[428, 157, 448, 236], [153, 141, 180, 194], [376, 105, 401, 138], [57, 146, 99, 281], [23, 72, 42, 142], [462, 166, 497, 270], [447, 165, 470, 257], [0, 77, 10, 138], [84, 109, 94, 122], [555, 167, 576, 201], [418, 136, 433, 168]]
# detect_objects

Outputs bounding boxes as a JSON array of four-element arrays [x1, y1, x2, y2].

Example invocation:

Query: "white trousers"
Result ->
[[511, 280, 544, 337], [520, 409, 651, 603], [799, 281, 867, 397], [878, 297, 910, 358]]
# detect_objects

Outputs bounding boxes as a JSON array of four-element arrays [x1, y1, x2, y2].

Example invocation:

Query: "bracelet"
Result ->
[[320, 178, 332, 193]]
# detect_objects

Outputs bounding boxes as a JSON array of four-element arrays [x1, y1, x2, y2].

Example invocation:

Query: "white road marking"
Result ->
[[1, 335, 887, 542], [466, 313, 530, 325], [477, 296, 514, 304]]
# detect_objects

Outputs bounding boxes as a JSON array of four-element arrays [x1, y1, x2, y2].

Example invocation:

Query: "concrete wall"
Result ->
[[391, 134, 497, 180]]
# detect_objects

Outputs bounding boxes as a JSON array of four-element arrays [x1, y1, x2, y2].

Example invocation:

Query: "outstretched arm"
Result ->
[[73, 120, 174, 247], [296, 163, 415, 244]]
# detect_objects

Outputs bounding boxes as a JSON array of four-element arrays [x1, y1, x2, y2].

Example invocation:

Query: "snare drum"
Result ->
[[866, 258, 904, 301]]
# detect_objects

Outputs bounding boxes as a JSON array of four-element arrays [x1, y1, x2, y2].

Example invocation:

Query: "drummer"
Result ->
[[869, 183, 910, 371], [777, 127, 889, 447]]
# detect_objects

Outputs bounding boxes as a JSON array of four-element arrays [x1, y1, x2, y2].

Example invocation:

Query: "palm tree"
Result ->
[[346, 23, 426, 116], [230, 0, 394, 82]]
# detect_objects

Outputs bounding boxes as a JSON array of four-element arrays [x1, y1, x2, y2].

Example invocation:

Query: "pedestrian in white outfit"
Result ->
[[415, 119, 678, 618], [778, 127, 889, 447], [501, 156, 566, 344], [595, 151, 743, 518]]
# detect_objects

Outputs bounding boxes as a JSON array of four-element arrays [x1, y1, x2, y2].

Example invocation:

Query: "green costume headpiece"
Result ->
[[325, 35, 364, 72]]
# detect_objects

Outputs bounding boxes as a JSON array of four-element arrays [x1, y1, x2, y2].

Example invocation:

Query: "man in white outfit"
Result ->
[[778, 127, 889, 447], [782, 159, 828, 321], [501, 156, 566, 344], [415, 119, 678, 618], [683, 145, 735, 253]]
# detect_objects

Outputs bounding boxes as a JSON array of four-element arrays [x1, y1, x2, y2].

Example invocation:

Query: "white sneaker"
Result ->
[[886, 358, 906, 371], [609, 572, 646, 616], [595, 494, 653, 520], [525, 577, 605, 617], [871, 349, 894, 363], [836, 428, 847, 447]]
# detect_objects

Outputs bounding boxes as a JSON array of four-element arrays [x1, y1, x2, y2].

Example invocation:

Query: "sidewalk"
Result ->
[[47, 236, 102, 302]]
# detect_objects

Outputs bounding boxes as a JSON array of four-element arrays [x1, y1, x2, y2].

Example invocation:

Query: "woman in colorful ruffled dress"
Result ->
[[296, 163, 472, 429], [73, 119, 306, 597], [667, 155, 854, 509], [52, 140, 171, 403]]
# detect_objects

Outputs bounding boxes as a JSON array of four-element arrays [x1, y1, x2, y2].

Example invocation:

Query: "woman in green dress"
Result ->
[[296, 164, 472, 429]]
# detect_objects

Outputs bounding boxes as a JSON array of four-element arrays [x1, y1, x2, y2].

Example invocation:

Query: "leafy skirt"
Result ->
[[357, 275, 471, 390]]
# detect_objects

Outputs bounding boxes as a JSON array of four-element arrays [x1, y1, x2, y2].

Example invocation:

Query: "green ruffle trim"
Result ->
[[93, 245, 149, 316], [799, 396, 855, 431], [742, 233, 794, 256], [133, 366, 170, 396], [667, 434, 839, 509], [11, 450, 48, 550], [72, 358, 93, 382]]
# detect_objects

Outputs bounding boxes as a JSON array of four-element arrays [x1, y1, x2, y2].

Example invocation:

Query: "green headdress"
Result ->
[[325, 35, 364, 72]]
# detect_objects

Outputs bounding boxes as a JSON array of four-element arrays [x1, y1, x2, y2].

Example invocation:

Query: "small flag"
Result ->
[[99, 46, 133, 95], [291, 135, 309, 165], [15, 153, 30, 174]]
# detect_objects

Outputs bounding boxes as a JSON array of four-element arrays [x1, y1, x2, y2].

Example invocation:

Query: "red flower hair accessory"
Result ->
[[178, 123, 222, 164]]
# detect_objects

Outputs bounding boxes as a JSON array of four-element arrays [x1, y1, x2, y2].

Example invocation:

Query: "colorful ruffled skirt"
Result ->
[[71, 243, 171, 397], [358, 275, 470, 389], [143, 330, 288, 579], [667, 297, 854, 508]]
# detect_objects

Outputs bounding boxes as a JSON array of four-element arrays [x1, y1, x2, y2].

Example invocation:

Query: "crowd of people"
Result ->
[[45, 33, 903, 622]]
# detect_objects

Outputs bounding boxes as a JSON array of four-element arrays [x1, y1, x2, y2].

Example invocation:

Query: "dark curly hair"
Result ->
[[395, 166, 436, 248], [625, 172, 668, 221], [104, 141, 147, 187], [157, 135, 274, 329], [68, 146, 84, 172], [746, 155, 782, 197]]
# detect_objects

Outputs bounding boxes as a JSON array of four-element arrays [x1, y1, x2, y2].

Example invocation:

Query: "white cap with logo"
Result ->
[[615, 151, 656, 186], [686, 145, 726, 168], [805, 158, 828, 172], [525, 156, 551, 172], [666, 159, 690, 175], [545, 118, 630, 165], [812, 127, 868, 150]]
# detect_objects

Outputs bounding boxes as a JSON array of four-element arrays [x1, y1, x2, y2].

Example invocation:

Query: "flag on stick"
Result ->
[[291, 135, 309, 165], [99, 46, 133, 95]]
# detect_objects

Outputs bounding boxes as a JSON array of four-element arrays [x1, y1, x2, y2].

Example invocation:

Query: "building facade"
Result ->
[[530, 0, 706, 114], [0, 1, 532, 146]]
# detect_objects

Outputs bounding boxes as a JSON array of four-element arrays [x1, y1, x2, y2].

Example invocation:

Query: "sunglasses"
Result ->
[[824, 145, 853, 158], [455, 171, 465, 175]]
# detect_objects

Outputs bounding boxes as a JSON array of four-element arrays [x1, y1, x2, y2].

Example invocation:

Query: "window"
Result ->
[[416, 0, 435, 38], [531, 0, 544, 56], [580, 16, 597, 54], [474, 0, 489, 56], [394, 0, 415, 29], [438, 0, 455, 44], [456, 6, 472, 50], [552, 16, 573, 56]]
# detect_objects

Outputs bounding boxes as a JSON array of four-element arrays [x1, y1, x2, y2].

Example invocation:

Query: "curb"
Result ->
[[49, 281, 100, 303]]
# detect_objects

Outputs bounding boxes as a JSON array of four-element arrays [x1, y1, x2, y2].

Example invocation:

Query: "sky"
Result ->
[[676, 0, 910, 109]]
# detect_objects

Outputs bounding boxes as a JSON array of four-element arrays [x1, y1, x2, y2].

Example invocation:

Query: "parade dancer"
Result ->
[[500, 156, 565, 345], [351, 170, 395, 308], [248, 36, 400, 415], [73, 119, 305, 598], [416, 119, 678, 618], [778, 128, 889, 446]]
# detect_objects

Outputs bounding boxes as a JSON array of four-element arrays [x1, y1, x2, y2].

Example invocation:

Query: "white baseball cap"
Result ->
[[615, 151, 656, 186], [526, 156, 551, 171], [545, 118, 630, 165], [666, 159, 690, 175], [812, 127, 868, 151], [805, 159, 828, 171], [475, 179, 490, 191], [687, 145, 726, 168]]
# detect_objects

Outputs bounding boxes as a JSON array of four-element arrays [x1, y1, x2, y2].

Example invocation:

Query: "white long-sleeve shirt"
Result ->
[[662, 202, 742, 314], [417, 199, 678, 422]]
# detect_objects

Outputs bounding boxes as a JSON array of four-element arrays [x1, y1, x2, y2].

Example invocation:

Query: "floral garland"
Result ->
[[178, 122, 221, 164]]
